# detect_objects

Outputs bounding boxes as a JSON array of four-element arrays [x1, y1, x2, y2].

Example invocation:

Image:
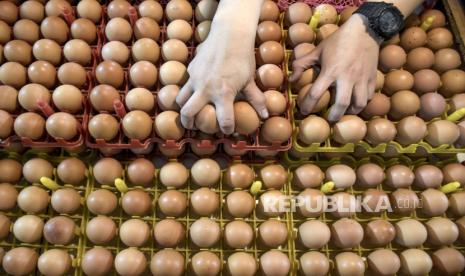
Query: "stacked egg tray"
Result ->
[[1, 149, 465, 275], [285, 0, 465, 155]]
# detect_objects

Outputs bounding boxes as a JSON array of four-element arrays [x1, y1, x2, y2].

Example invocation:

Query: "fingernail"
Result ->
[[260, 109, 269, 119]]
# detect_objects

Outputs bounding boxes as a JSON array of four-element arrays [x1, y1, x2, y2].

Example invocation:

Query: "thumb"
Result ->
[[289, 46, 321, 83]]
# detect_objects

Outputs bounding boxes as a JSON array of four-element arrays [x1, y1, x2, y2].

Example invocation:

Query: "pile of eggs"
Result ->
[[1, 156, 465, 275], [287, 3, 465, 151]]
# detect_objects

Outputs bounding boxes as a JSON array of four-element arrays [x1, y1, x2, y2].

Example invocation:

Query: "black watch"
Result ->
[[354, 2, 404, 43]]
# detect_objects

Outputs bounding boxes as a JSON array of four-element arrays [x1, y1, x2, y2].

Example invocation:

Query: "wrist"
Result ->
[[348, 14, 384, 45]]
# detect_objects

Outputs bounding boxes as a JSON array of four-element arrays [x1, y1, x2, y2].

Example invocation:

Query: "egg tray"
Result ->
[[2, 149, 465, 275], [283, 0, 465, 155], [0, 7, 107, 151], [83, 1, 292, 153]]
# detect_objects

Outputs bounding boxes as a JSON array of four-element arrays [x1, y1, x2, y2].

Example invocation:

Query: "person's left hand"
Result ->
[[289, 14, 380, 121]]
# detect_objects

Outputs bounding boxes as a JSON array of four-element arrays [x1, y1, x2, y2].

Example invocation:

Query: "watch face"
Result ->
[[379, 10, 403, 37]]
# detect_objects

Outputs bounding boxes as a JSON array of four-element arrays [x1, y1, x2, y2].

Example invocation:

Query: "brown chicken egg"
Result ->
[[434, 48, 462, 73], [442, 163, 465, 186], [115, 248, 147, 276], [362, 189, 390, 214], [191, 187, 219, 216], [127, 158, 155, 187], [314, 4, 337, 26], [224, 220, 253, 248], [260, 250, 290, 276], [40, 16, 69, 45], [190, 217, 220, 247], [130, 61, 158, 88], [87, 189, 117, 215], [292, 43, 316, 61], [413, 69, 440, 95], [440, 69, 465, 97], [53, 85, 83, 113], [38, 249, 72, 276], [258, 190, 285, 217], [161, 39, 187, 63], [293, 164, 324, 188], [259, 164, 286, 189], [297, 84, 330, 113], [159, 61, 188, 85], [297, 188, 326, 218], [299, 220, 330, 249], [385, 164, 414, 188], [395, 115, 427, 145], [132, 38, 160, 63], [260, 0, 279, 22], [150, 249, 185, 276], [96, 61, 124, 88], [13, 19, 40, 44], [332, 115, 367, 144], [22, 158, 53, 184], [45, 0, 72, 17], [14, 112, 45, 140], [395, 218, 427, 247], [298, 115, 330, 145], [365, 219, 396, 247], [300, 251, 329, 276], [89, 85, 119, 112], [258, 219, 287, 247], [223, 163, 253, 189], [227, 252, 257, 276], [138, 1, 163, 22], [102, 41, 129, 65], [0, 1, 18, 24], [32, 39, 61, 65], [420, 9, 446, 28], [0, 85, 18, 112], [158, 190, 187, 217], [154, 110, 185, 140], [259, 41, 284, 65], [390, 90, 420, 119], [421, 189, 449, 216], [316, 23, 338, 42], [419, 92, 445, 120], [105, 17, 132, 43], [432, 247, 465, 275], [427, 27, 453, 50], [0, 62, 27, 89], [63, 39, 92, 65], [335, 252, 365, 276], [331, 218, 364, 249], [457, 217, 465, 243], [414, 164, 443, 188], [43, 216, 76, 245], [58, 62, 87, 88], [257, 21, 281, 43], [400, 27, 427, 50], [285, 2, 312, 25], [426, 217, 458, 246], [383, 70, 414, 95], [379, 44, 406, 71], [191, 251, 221, 276], [86, 216, 116, 245], [257, 64, 284, 89], [225, 191, 255, 218], [77, 0, 101, 23], [233, 101, 260, 135], [13, 215, 44, 243], [134, 17, 160, 40], [325, 164, 356, 189], [51, 188, 81, 214], [0, 159, 22, 183], [18, 83, 50, 112], [153, 219, 185, 248], [159, 161, 188, 188], [57, 157, 86, 185], [406, 47, 434, 72], [330, 192, 357, 217], [366, 118, 397, 145], [27, 61, 56, 89], [391, 188, 419, 215], [0, 21, 11, 45], [450, 192, 465, 216], [165, 0, 193, 21], [0, 214, 11, 239], [361, 93, 391, 119], [20, 0, 45, 23], [356, 163, 384, 188], [88, 114, 119, 141], [195, 0, 218, 22], [119, 218, 150, 247], [2, 247, 38, 276], [194, 104, 219, 134], [0, 183, 18, 211], [122, 189, 151, 216], [46, 112, 79, 140], [195, 20, 211, 43], [288, 23, 315, 47], [261, 117, 292, 145], [107, 0, 131, 19], [367, 249, 400, 276], [62, 247, 97, 273], [93, 158, 123, 186], [0, 110, 13, 138], [166, 19, 193, 42], [4, 40, 32, 66], [425, 120, 459, 146]]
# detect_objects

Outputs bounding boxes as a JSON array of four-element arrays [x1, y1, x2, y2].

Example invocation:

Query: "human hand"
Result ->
[[176, 26, 268, 135], [290, 14, 380, 122]]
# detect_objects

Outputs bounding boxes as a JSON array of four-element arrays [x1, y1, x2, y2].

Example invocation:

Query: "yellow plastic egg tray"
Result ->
[[1, 148, 464, 275], [284, 0, 465, 155]]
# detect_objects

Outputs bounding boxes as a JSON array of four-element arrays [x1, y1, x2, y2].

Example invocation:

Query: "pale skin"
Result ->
[[177, 0, 426, 133]]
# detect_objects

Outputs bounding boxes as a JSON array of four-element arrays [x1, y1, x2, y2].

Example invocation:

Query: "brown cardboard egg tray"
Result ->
[[1, 149, 464, 275], [284, 0, 465, 155], [82, 1, 292, 152]]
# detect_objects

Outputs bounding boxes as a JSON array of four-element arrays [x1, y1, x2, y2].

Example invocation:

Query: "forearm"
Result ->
[[207, 0, 264, 49], [367, 0, 425, 17]]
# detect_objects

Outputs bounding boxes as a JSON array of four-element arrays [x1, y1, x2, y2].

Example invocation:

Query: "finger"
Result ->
[[327, 78, 354, 122], [243, 80, 269, 119], [289, 46, 322, 83], [180, 90, 209, 129], [214, 92, 235, 135], [367, 78, 376, 100], [300, 73, 334, 115], [347, 81, 368, 114], [176, 80, 193, 108]]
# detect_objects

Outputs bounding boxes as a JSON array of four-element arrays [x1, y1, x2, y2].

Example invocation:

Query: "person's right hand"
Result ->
[[289, 14, 380, 122]]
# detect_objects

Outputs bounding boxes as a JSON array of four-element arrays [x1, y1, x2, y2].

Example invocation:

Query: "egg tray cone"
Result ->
[[1, 148, 465, 275]]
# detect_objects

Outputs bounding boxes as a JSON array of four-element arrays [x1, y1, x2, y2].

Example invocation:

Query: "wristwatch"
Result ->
[[354, 2, 405, 43]]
